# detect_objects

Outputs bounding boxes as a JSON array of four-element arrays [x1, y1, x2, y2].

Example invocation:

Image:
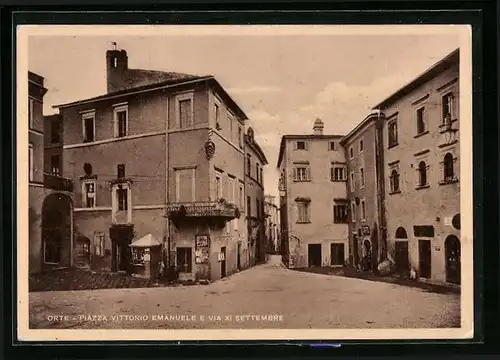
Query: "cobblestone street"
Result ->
[[29, 256, 460, 329]]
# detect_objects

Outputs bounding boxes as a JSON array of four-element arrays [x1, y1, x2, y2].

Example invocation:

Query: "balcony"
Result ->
[[165, 200, 241, 222], [44, 173, 73, 192]]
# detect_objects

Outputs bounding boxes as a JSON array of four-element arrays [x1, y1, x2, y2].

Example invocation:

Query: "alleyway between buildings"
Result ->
[[29, 255, 460, 330]]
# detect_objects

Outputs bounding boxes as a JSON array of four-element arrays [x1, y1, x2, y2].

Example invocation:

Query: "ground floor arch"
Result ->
[[445, 235, 461, 284]]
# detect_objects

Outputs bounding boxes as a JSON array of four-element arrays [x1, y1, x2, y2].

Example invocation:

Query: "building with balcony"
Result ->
[[55, 47, 248, 281], [28, 71, 74, 273], [244, 127, 268, 265], [277, 118, 349, 268], [264, 195, 280, 254], [340, 112, 387, 271], [372, 48, 461, 285]]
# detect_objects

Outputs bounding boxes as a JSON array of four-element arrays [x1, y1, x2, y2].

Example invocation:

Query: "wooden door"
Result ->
[[395, 241, 410, 275], [308, 244, 322, 267], [445, 235, 461, 284], [418, 240, 431, 279], [220, 247, 226, 278]]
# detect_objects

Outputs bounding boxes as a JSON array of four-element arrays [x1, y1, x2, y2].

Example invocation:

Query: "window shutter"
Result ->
[[293, 142, 298, 150], [330, 167, 334, 181], [306, 167, 311, 181], [304, 141, 308, 150], [293, 167, 297, 181]]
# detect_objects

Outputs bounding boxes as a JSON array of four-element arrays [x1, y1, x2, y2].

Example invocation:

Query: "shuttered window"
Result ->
[[176, 168, 195, 202]]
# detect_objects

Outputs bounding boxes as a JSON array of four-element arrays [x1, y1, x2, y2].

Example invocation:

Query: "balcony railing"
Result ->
[[44, 173, 73, 192], [165, 200, 240, 220]]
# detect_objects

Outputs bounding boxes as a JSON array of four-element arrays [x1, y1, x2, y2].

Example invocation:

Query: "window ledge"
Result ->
[[296, 221, 311, 224], [414, 130, 430, 139], [439, 178, 459, 185], [438, 118, 458, 128], [415, 184, 430, 190], [388, 143, 399, 149], [389, 190, 402, 195], [331, 179, 347, 182], [293, 180, 312, 183]]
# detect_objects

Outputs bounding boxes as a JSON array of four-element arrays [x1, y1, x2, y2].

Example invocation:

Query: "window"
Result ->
[[29, 98, 34, 129], [214, 102, 220, 125], [228, 177, 235, 203], [50, 117, 61, 144], [94, 232, 105, 256], [351, 201, 356, 223], [117, 186, 128, 211], [51, 155, 61, 176], [333, 204, 348, 223], [329, 141, 337, 151], [361, 200, 366, 220], [296, 141, 306, 150], [82, 181, 96, 208], [416, 107, 426, 134], [178, 97, 193, 128], [389, 168, 400, 193], [293, 165, 311, 182], [349, 147, 354, 159], [117, 164, 125, 179], [350, 172, 355, 192], [297, 201, 310, 223], [239, 185, 244, 208], [359, 139, 364, 152], [238, 126, 243, 148], [229, 113, 234, 142], [331, 165, 347, 182], [176, 247, 193, 273], [113, 57, 118, 68], [256, 163, 260, 182], [246, 155, 251, 176], [114, 105, 128, 138], [247, 196, 251, 216], [443, 153, 455, 181], [417, 161, 428, 187], [215, 175, 222, 200], [360, 167, 365, 187], [260, 168, 264, 184], [82, 112, 95, 143], [442, 93, 454, 123], [175, 168, 196, 202], [28, 144, 34, 182], [388, 119, 398, 147]]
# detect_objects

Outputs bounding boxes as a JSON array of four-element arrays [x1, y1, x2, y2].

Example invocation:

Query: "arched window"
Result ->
[[390, 169, 400, 193], [395, 227, 408, 239], [418, 161, 428, 187], [443, 153, 454, 180]]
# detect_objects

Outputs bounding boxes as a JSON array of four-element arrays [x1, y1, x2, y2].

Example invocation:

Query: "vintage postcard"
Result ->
[[17, 24, 473, 342]]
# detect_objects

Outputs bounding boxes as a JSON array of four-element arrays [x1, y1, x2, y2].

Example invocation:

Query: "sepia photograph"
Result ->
[[17, 24, 473, 341]]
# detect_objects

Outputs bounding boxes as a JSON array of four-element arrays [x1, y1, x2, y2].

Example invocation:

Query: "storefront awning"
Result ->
[[130, 233, 162, 248]]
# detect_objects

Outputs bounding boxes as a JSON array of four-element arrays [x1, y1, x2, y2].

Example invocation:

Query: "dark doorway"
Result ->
[[75, 237, 91, 268], [418, 239, 431, 279], [176, 247, 193, 274], [308, 244, 322, 267], [109, 225, 134, 273], [362, 239, 372, 271], [395, 241, 410, 275], [237, 243, 241, 270], [445, 235, 461, 284], [330, 243, 345, 266], [220, 246, 226, 278]]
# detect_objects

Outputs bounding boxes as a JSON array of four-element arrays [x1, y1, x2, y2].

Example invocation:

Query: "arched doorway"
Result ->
[[445, 235, 461, 284], [395, 227, 410, 275], [362, 239, 372, 271], [41, 193, 73, 270]]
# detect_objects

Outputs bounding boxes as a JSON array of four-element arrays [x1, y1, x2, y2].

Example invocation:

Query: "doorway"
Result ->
[[362, 239, 372, 271], [176, 247, 193, 274], [395, 240, 410, 275], [75, 238, 91, 268], [330, 243, 345, 266], [237, 243, 241, 270], [308, 244, 322, 267], [445, 235, 461, 284], [418, 239, 431, 279], [220, 247, 226, 278]]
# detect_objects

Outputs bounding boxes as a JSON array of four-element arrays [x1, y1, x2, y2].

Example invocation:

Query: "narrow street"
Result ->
[[29, 256, 460, 329]]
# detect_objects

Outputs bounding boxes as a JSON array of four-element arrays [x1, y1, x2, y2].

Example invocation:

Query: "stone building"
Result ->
[[277, 119, 349, 268], [244, 127, 268, 265], [264, 195, 280, 253], [28, 71, 74, 273], [372, 48, 461, 284], [55, 47, 248, 282], [340, 112, 387, 271]]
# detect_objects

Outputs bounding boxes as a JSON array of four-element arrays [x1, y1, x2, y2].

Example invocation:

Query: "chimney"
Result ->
[[106, 48, 129, 93], [313, 118, 324, 135]]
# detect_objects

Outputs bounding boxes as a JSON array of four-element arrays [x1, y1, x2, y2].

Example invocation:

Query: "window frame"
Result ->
[[175, 167, 196, 202], [388, 118, 398, 148], [295, 141, 307, 150], [349, 146, 354, 159], [361, 199, 366, 221], [351, 201, 356, 223], [296, 201, 311, 223], [331, 164, 347, 182], [359, 139, 364, 153], [349, 171, 355, 192], [81, 111, 96, 143], [389, 168, 401, 194], [442, 92, 455, 123], [360, 167, 365, 188], [82, 179, 97, 208], [50, 154, 61, 176], [293, 165, 311, 182], [333, 203, 349, 223], [416, 106, 426, 135], [117, 186, 129, 211], [113, 104, 129, 138], [175, 92, 195, 129], [29, 98, 35, 129], [417, 160, 429, 188], [94, 232, 105, 257], [28, 143, 34, 182], [329, 141, 337, 151]]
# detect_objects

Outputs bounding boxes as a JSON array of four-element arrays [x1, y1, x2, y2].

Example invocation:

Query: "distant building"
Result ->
[[264, 195, 280, 253], [372, 48, 461, 284], [28, 71, 74, 274], [54, 47, 249, 281], [277, 119, 349, 268], [244, 127, 268, 265], [340, 112, 387, 271]]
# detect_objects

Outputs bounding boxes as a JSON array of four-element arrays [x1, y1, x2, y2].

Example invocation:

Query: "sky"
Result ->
[[27, 26, 462, 199]]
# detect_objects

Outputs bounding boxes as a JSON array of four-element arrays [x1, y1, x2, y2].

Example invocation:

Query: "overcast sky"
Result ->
[[27, 27, 461, 199]]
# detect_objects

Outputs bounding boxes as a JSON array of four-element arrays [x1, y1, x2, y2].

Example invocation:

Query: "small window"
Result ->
[[114, 106, 128, 138], [246, 155, 251, 176], [390, 168, 400, 193], [28, 144, 34, 182], [215, 175, 222, 200], [51, 155, 61, 176], [117, 186, 128, 211], [293, 166, 310, 182], [443, 153, 455, 181], [260, 168, 264, 184], [388, 119, 398, 147], [50, 117, 61, 144], [247, 196, 251, 216], [330, 165, 347, 182], [349, 147, 354, 159], [214, 102, 220, 124], [82, 113, 95, 143], [416, 107, 426, 134], [361, 200, 366, 220], [238, 126, 243, 148], [83, 181, 96, 208], [239, 185, 244, 208], [296, 141, 306, 150], [442, 93, 454, 123], [29, 98, 34, 129], [117, 164, 125, 179], [297, 202, 310, 223], [360, 167, 365, 187], [359, 139, 364, 152], [179, 98, 193, 128], [329, 141, 337, 151], [333, 204, 348, 223], [418, 161, 428, 187], [349, 172, 355, 192], [256, 163, 260, 182], [351, 202, 356, 223]]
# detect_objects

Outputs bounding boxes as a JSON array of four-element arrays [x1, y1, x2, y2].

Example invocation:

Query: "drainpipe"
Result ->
[[374, 110, 387, 263]]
